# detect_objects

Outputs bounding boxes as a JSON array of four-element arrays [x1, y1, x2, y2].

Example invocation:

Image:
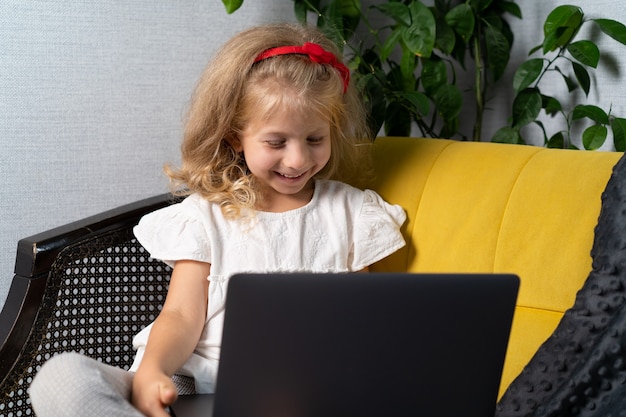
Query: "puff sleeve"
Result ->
[[351, 190, 406, 270], [133, 195, 212, 267]]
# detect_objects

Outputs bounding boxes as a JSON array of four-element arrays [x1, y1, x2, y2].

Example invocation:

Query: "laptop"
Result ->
[[170, 272, 519, 417]]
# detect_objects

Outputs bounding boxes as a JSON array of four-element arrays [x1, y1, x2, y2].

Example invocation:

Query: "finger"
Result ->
[[136, 397, 170, 417], [160, 383, 178, 407], [134, 384, 174, 417]]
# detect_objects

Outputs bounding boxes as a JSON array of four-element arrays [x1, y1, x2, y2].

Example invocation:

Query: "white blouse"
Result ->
[[129, 180, 406, 393]]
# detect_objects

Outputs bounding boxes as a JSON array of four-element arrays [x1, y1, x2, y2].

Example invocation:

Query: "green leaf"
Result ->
[[542, 28, 562, 54], [582, 124, 608, 150], [567, 40, 600, 68], [541, 95, 562, 117], [451, 32, 468, 69], [492, 126, 523, 144], [357, 48, 382, 72], [385, 100, 412, 136], [470, 0, 493, 12], [533, 120, 549, 145], [498, 15, 515, 49], [513, 59, 543, 95], [594, 19, 626, 46], [440, 117, 460, 139], [572, 105, 609, 125], [386, 65, 406, 92], [555, 66, 578, 92], [434, 15, 456, 55], [376, 3, 411, 26], [611, 117, 626, 151], [512, 88, 542, 128], [482, 12, 503, 31], [485, 24, 510, 81], [398, 91, 430, 116], [358, 72, 387, 135], [294, 0, 308, 24], [547, 131, 565, 148], [402, 1, 436, 58], [528, 44, 543, 56], [381, 26, 404, 62], [221, 0, 244, 14], [572, 62, 590, 96], [400, 42, 418, 85], [542, 5, 583, 52], [543, 5, 581, 35], [445, 3, 475, 41], [317, 14, 345, 49], [328, 0, 360, 36], [500, 1, 522, 19], [421, 59, 447, 95], [335, 0, 361, 17], [432, 84, 463, 120]]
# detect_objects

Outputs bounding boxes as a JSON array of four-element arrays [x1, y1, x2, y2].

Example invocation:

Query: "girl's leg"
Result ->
[[29, 351, 143, 417]]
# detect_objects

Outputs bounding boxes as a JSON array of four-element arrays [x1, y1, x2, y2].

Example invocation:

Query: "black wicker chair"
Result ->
[[0, 193, 179, 416]]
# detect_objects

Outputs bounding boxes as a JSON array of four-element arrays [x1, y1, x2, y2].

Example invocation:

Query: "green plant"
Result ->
[[223, 1, 626, 150], [223, 0, 521, 141], [493, 5, 626, 150]]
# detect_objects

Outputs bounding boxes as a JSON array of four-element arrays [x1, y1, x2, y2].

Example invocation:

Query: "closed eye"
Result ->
[[307, 136, 326, 145], [265, 140, 286, 148]]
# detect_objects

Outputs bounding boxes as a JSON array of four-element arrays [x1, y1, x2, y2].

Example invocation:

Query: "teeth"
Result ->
[[281, 173, 302, 179]]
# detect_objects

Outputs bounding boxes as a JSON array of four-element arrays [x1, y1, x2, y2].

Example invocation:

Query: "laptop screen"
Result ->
[[207, 272, 519, 417]]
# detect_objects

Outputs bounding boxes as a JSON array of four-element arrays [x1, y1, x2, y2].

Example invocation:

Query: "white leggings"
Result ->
[[29, 352, 195, 417]]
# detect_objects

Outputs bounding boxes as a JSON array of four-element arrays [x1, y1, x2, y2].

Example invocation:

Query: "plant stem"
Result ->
[[473, 27, 484, 141], [533, 49, 565, 87]]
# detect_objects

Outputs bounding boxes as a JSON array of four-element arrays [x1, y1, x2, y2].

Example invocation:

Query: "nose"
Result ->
[[283, 142, 310, 170]]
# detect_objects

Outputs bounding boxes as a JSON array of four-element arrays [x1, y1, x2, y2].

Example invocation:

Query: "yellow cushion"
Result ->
[[366, 137, 622, 397]]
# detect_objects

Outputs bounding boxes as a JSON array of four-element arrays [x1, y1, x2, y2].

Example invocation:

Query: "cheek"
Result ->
[[319, 143, 332, 164], [245, 148, 276, 170]]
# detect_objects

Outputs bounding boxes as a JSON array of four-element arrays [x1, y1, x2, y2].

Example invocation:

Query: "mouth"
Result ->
[[276, 172, 306, 179]]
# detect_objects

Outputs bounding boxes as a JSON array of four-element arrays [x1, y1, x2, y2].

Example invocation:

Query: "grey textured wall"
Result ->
[[0, 1, 295, 310]]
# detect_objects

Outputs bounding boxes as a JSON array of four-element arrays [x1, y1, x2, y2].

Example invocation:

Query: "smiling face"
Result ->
[[234, 101, 332, 212]]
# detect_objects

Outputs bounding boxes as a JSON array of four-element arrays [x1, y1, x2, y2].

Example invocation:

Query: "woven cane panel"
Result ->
[[0, 228, 171, 416]]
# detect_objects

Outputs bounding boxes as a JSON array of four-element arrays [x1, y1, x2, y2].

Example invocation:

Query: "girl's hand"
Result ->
[[131, 367, 178, 417]]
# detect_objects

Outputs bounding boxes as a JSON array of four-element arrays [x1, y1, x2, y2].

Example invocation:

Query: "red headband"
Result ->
[[254, 42, 350, 94]]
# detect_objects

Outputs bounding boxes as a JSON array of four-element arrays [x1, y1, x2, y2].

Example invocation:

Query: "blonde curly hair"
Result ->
[[166, 23, 372, 219]]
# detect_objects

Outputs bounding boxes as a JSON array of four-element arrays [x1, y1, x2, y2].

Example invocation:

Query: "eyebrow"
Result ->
[[255, 125, 330, 137]]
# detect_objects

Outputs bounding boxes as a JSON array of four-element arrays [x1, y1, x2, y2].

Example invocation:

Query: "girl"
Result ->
[[29, 23, 406, 417]]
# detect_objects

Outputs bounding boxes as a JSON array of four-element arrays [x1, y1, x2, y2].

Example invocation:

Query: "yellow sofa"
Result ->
[[368, 137, 622, 399], [0, 135, 623, 416]]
